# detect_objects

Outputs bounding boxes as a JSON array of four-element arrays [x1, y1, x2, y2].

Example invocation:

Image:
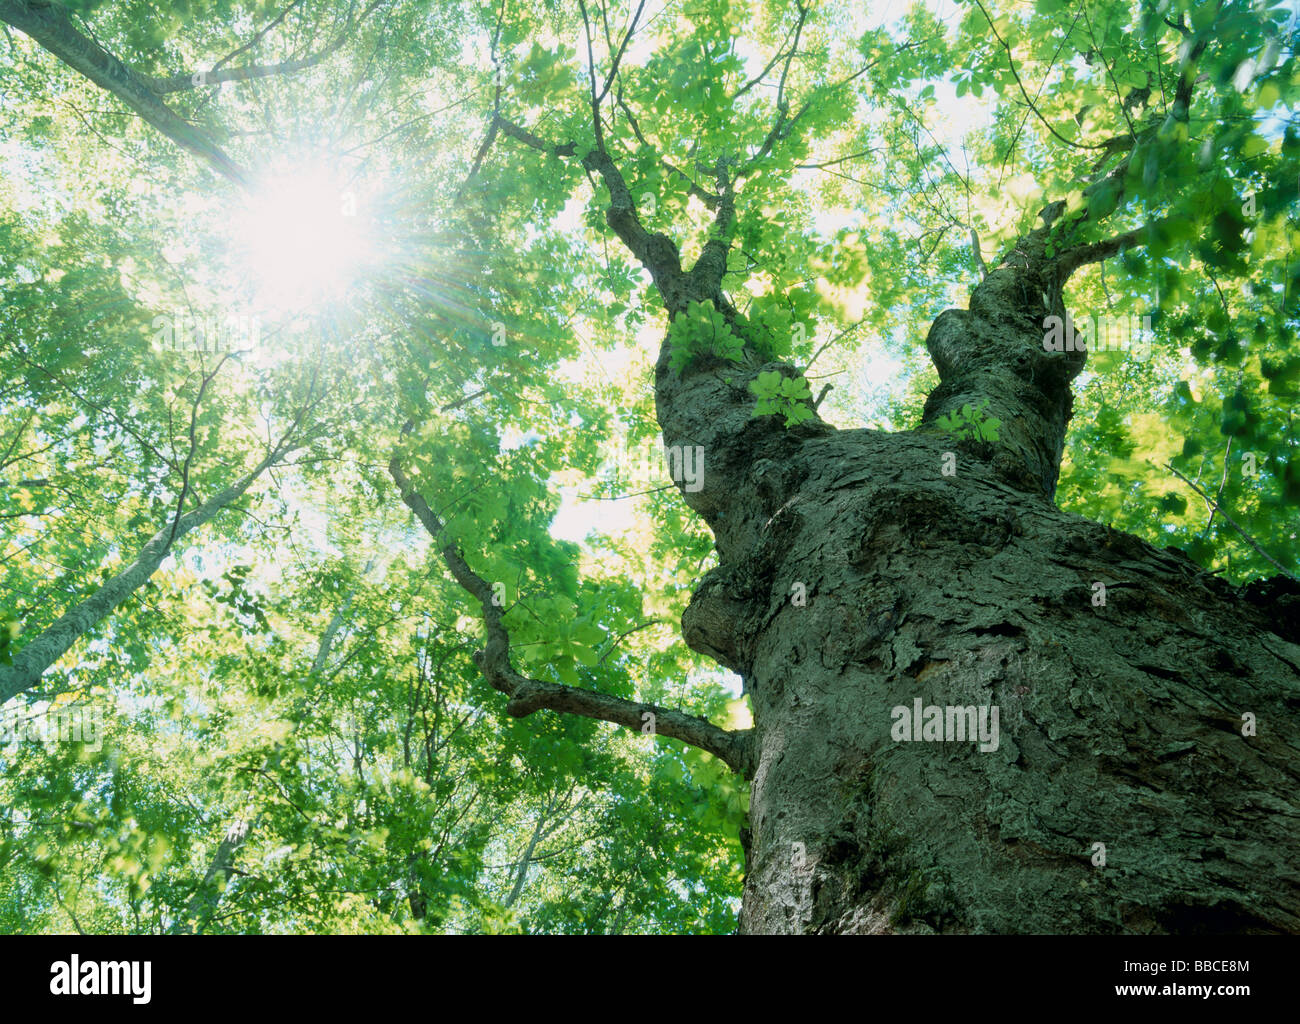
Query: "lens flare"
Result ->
[[234, 164, 375, 313]]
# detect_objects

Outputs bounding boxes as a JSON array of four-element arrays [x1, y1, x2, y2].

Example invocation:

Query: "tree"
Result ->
[[1, 0, 1297, 933]]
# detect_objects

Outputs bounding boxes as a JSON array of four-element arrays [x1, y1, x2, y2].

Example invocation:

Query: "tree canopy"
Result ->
[[0, 0, 1296, 933]]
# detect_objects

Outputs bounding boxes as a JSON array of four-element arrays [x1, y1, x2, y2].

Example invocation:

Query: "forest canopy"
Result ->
[[0, 0, 1296, 934]]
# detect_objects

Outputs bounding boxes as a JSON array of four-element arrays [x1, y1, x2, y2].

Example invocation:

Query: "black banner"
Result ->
[[0, 935, 1288, 1012]]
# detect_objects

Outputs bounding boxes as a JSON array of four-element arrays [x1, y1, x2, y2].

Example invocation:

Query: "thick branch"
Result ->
[[1052, 223, 1150, 279], [146, 50, 341, 94], [0, 0, 250, 185], [1044, 15, 1213, 269], [493, 115, 577, 159], [688, 158, 736, 296], [387, 455, 752, 773], [494, 115, 691, 310]]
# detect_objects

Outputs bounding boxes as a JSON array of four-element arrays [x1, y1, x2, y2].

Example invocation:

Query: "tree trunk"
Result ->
[[0, 447, 289, 705], [171, 590, 351, 934], [656, 231, 1300, 934], [0, 0, 250, 185], [730, 461, 1298, 933]]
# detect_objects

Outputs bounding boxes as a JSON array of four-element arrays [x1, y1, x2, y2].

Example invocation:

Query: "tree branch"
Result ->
[[145, 0, 387, 93], [493, 114, 690, 311], [594, 0, 645, 106], [615, 93, 719, 210], [0, 0, 251, 185], [387, 453, 752, 774], [0, 435, 300, 706], [1165, 462, 1298, 581], [210, 0, 305, 73], [1042, 10, 1215, 273], [971, 0, 1104, 153], [147, 49, 341, 94], [0, 357, 324, 706], [1052, 222, 1150, 279], [688, 156, 736, 297]]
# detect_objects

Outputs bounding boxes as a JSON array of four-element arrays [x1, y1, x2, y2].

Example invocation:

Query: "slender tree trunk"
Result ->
[[501, 786, 583, 911], [503, 812, 547, 911], [173, 817, 253, 935], [654, 226, 1300, 934], [0, 448, 288, 705], [172, 590, 353, 934]]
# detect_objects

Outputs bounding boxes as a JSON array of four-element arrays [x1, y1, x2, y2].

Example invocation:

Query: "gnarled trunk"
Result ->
[[656, 239, 1300, 935]]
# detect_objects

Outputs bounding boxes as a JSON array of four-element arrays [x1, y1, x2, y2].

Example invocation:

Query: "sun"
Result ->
[[233, 163, 377, 314]]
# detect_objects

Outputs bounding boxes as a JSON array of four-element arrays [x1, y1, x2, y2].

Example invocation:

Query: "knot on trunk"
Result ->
[[682, 569, 757, 675]]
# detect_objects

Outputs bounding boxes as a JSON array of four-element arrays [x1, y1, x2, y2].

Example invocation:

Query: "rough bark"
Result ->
[[918, 211, 1083, 499], [33, 2, 1287, 928], [657, 252, 1300, 935], [720, 437, 1299, 933]]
